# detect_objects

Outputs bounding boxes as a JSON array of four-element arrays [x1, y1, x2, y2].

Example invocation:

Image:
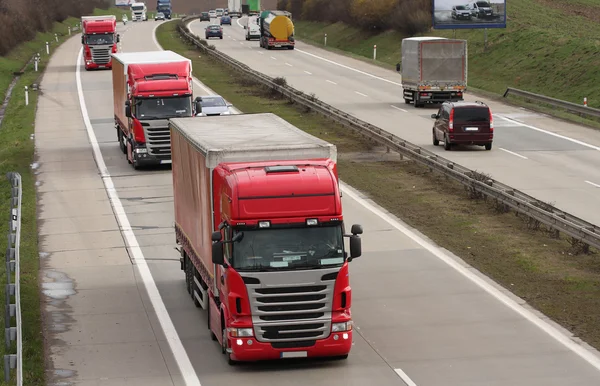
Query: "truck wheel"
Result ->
[[288, 46, 294, 50], [117, 128, 126, 154], [208, 304, 217, 340], [222, 325, 237, 366], [404, 98, 411, 104]]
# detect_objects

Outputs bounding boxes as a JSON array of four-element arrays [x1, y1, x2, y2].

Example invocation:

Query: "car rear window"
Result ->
[[453, 107, 490, 122], [209, 26, 220, 30]]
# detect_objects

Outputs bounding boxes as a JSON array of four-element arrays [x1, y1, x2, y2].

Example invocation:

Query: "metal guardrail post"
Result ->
[[503, 87, 600, 120], [175, 17, 600, 253], [3, 172, 22, 385]]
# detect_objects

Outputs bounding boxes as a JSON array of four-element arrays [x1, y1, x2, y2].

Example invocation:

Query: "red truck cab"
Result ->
[[170, 114, 363, 365], [81, 15, 119, 70]]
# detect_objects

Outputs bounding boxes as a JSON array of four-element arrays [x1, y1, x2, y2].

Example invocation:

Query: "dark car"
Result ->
[[220, 15, 232, 25], [205, 24, 223, 39], [431, 101, 493, 151], [452, 5, 472, 20], [200, 12, 210, 21]]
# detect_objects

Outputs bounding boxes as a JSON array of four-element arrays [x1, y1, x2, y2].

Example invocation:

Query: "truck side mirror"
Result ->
[[431, 114, 438, 119], [116, 34, 120, 43], [349, 236, 361, 259], [125, 101, 132, 118], [351, 224, 363, 235], [81, 36, 84, 44], [212, 241, 225, 266], [211, 231, 222, 241], [396, 63, 401, 72]]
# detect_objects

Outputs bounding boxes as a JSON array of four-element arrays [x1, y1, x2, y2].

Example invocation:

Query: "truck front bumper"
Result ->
[[84, 60, 112, 70], [132, 145, 172, 166], [227, 330, 352, 362]]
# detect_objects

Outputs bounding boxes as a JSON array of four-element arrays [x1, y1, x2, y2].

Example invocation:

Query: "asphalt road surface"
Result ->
[[189, 18, 600, 227], [63, 18, 600, 385]]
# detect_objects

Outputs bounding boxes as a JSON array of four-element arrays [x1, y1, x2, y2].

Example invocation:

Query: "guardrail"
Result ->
[[3, 172, 23, 385], [503, 87, 600, 120], [176, 16, 600, 252]]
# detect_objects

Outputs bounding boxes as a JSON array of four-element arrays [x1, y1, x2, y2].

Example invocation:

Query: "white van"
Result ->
[[246, 22, 260, 40], [216, 8, 224, 16]]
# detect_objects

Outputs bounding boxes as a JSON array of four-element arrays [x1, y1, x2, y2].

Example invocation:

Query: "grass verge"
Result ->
[[158, 19, 600, 351], [292, 0, 600, 128], [0, 6, 123, 385]]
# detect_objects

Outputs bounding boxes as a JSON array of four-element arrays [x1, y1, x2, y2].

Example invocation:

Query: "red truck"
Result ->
[[170, 113, 364, 365], [81, 15, 119, 70], [111, 51, 198, 169]]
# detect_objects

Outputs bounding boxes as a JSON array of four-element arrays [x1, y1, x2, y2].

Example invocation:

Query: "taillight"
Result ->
[[489, 109, 494, 132], [132, 119, 146, 143], [449, 108, 454, 132]]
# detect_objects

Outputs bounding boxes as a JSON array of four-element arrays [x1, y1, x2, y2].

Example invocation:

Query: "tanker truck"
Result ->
[[258, 10, 294, 50]]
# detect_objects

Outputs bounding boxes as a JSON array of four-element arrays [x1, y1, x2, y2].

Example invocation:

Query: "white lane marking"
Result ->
[[355, 91, 368, 97], [295, 48, 403, 87], [395, 368, 418, 386], [258, 51, 264, 55], [232, 38, 237, 41], [340, 181, 600, 373], [391, 105, 407, 113], [499, 148, 528, 159], [76, 49, 202, 386], [285, 63, 293, 67], [240, 42, 244, 45], [304, 70, 312, 75], [270, 56, 277, 60], [326, 80, 337, 85], [496, 115, 600, 152], [585, 180, 600, 188]]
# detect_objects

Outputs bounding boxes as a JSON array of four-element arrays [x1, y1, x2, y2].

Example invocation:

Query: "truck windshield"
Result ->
[[231, 225, 345, 271], [85, 34, 114, 45], [135, 97, 192, 119], [132, 6, 144, 11]]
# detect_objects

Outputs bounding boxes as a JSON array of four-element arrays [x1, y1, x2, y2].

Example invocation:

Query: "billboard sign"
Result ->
[[115, 0, 133, 6], [432, 0, 506, 29]]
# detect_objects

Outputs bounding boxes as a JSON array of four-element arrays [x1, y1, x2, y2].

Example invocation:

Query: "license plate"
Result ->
[[275, 45, 281, 47], [281, 351, 307, 358], [160, 160, 172, 164], [465, 127, 479, 131]]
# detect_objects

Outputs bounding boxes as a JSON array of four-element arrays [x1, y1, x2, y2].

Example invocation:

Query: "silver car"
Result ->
[[195, 95, 232, 116]]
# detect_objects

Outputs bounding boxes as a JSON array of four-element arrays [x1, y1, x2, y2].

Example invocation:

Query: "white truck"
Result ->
[[396, 37, 467, 108], [228, 0, 242, 17], [131, 2, 148, 22]]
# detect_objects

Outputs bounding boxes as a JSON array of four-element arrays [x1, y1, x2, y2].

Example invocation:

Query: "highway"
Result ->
[[188, 18, 600, 227], [57, 18, 600, 385]]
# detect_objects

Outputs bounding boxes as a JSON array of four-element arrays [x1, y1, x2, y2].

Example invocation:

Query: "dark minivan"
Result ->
[[200, 12, 210, 21], [431, 101, 493, 151]]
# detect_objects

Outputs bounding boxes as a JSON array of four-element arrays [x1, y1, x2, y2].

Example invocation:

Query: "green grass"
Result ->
[[0, 6, 123, 385], [159, 19, 600, 352], [292, 0, 600, 123]]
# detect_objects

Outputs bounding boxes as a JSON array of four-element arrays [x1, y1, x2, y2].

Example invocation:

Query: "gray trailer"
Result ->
[[396, 37, 467, 108]]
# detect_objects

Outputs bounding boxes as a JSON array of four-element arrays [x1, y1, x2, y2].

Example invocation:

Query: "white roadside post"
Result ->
[[34, 56, 38, 72], [324, 33, 327, 46], [55, 33, 58, 42], [584, 97, 588, 107], [68, 26, 71, 35], [46, 42, 49, 55], [373, 44, 377, 60], [24, 87, 29, 106]]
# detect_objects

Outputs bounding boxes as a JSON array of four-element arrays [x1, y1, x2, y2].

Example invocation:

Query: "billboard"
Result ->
[[432, 0, 506, 29], [115, 0, 133, 6]]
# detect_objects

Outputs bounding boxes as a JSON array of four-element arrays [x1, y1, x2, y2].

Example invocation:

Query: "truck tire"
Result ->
[[404, 98, 411, 104], [117, 127, 126, 154], [208, 303, 217, 341]]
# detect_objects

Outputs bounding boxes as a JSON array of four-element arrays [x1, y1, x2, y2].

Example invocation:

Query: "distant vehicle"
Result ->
[[156, 0, 172, 19], [155, 12, 165, 21], [220, 15, 232, 25], [200, 12, 210, 21], [209, 10, 217, 18], [452, 5, 472, 20], [205, 24, 223, 39], [195, 95, 232, 116], [130, 2, 148, 22], [431, 101, 493, 151], [228, 0, 241, 18], [396, 37, 467, 107], [246, 20, 260, 40], [81, 16, 119, 71], [469, 1, 494, 18], [259, 10, 295, 50], [216, 8, 224, 16], [224, 8, 229, 15], [122, 14, 128, 24]]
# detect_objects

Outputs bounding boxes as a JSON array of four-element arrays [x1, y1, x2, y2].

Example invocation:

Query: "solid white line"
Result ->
[[76, 49, 202, 386], [326, 80, 337, 85], [585, 180, 600, 188], [395, 368, 418, 386], [391, 105, 407, 113], [340, 181, 600, 373], [355, 91, 368, 97], [496, 115, 600, 152], [285, 63, 293, 67], [304, 70, 312, 75], [295, 48, 403, 87], [499, 147, 528, 159]]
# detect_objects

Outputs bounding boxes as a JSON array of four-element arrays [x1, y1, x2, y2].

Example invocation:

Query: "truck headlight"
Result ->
[[332, 321, 352, 332], [229, 327, 253, 337]]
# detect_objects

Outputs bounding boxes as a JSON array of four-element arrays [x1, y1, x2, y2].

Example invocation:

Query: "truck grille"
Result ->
[[141, 121, 171, 159], [244, 270, 337, 344], [90, 46, 111, 64]]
